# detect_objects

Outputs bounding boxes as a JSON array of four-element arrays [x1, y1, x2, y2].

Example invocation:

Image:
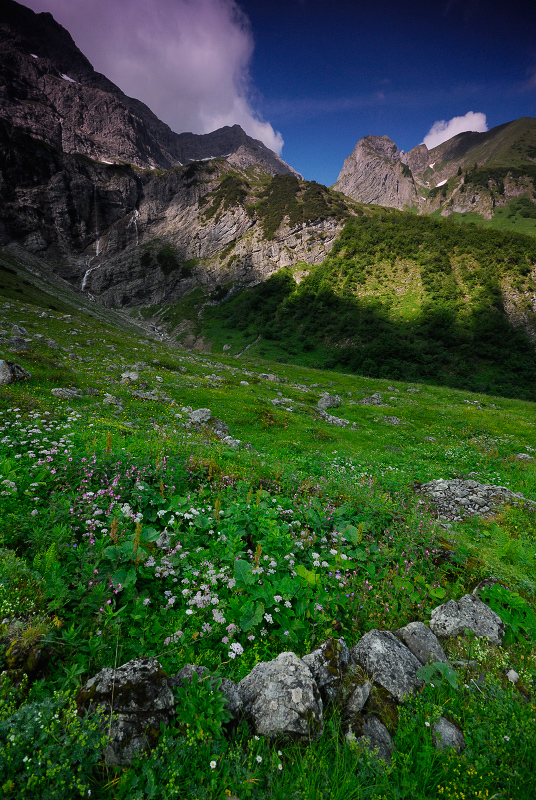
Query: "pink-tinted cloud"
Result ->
[[23, 0, 284, 153], [423, 111, 488, 148]]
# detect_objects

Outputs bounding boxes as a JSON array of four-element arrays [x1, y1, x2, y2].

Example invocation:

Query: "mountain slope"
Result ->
[[335, 118, 536, 228], [0, 0, 296, 175]]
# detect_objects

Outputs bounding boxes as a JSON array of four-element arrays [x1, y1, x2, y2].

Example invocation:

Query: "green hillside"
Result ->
[[196, 211, 536, 400]]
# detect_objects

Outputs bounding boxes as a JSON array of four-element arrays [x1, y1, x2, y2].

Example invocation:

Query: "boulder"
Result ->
[[358, 393, 383, 406], [51, 387, 82, 399], [11, 324, 29, 337], [120, 371, 139, 385], [238, 651, 323, 741], [347, 715, 395, 762], [350, 630, 423, 702], [318, 393, 342, 410], [77, 657, 174, 766], [344, 680, 372, 721], [302, 638, 351, 702], [432, 717, 465, 752], [395, 621, 449, 665], [0, 360, 31, 387], [190, 408, 211, 424], [429, 594, 505, 645]]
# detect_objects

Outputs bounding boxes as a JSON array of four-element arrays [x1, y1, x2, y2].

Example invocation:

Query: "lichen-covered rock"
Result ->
[[358, 393, 384, 406], [238, 651, 323, 740], [51, 387, 82, 399], [429, 594, 505, 645], [77, 657, 174, 766], [432, 717, 466, 752], [350, 630, 423, 702], [0, 360, 31, 387], [190, 408, 212, 424], [317, 393, 342, 410], [302, 637, 351, 702], [395, 621, 449, 665], [344, 681, 372, 721]]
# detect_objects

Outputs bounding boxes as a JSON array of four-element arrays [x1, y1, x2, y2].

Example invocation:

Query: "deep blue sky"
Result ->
[[23, 0, 536, 184], [239, 0, 536, 183]]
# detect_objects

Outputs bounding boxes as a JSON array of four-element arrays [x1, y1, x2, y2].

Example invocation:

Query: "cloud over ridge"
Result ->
[[24, 0, 284, 154], [423, 111, 488, 149]]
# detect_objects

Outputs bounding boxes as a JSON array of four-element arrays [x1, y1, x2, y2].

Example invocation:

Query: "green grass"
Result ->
[[1, 252, 535, 799]]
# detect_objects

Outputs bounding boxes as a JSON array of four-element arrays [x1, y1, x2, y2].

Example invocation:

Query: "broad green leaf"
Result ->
[[295, 564, 321, 586], [234, 559, 255, 588], [111, 566, 137, 589], [240, 601, 264, 632], [341, 523, 363, 545], [140, 526, 160, 542]]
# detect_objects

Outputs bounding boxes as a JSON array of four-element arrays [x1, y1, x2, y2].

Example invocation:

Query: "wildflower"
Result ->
[[210, 760, 217, 769], [256, 755, 262, 763], [142, 598, 151, 606], [425, 721, 430, 728], [274, 595, 282, 603], [278, 763, 283, 770], [504, 735, 510, 741]]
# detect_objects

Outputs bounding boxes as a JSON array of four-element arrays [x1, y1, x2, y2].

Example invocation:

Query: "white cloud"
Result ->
[[23, 0, 284, 154], [423, 111, 488, 149]]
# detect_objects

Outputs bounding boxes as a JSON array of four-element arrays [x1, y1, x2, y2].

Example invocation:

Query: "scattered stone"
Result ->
[[395, 621, 449, 666], [416, 478, 536, 521], [358, 393, 384, 406], [258, 373, 280, 383], [385, 446, 403, 453], [77, 658, 174, 766], [211, 419, 231, 438], [506, 669, 520, 684], [432, 717, 466, 753], [240, 380, 249, 386], [11, 324, 29, 337], [318, 393, 342, 410], [423, 436, 437, 442], [223, 344, 231, 351], [406, 388, 419, 393], [429, 594, 505, 645], [238, 651, 323, 741], [102, 393, 122, 406], [190, 408, 211, 424], [350, 630, 422, 702], [51, 387, 82, 399], [45, 338, 59, 349], [302, 638, 351, 702], [383, 416, 402, 425], [0, 360, 31, 387], [7, 337, 28, 351], [84, 387, 101, 396], [120, 371, 139, 385], [515, 453, 534, 461]]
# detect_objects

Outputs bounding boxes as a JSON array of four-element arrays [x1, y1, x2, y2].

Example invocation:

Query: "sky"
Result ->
[[22, 0, 536, 185]]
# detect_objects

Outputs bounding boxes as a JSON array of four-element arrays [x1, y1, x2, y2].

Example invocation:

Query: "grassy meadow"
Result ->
[[1, 253, 536, 799]]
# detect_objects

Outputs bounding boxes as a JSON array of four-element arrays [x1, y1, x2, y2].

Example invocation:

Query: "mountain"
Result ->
[[0, 0, 296, 175], [334, 118, 536, 227]]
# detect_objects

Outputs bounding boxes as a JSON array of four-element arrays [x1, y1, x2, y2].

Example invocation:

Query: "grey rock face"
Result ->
[[417, 478, 536, 521], [238, 651, 323, 741], [350, 630, 423, 702], [190, 408, 212, 424], [432, 717, 466, 752], [395, 621, 449, 665], [317, 393, 342, 410], [11, 324, 29, 337], [51, 387, 82, 399], [77, 657, 174, 766], [302, 638, 351, 702], [0, 360, 31, 387], [429, 594, 505, 645], [120, 371, 139, 385], [334, 135, 419, 210]]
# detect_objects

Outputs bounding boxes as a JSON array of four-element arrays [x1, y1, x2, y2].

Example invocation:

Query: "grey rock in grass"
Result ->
[[11, 324, 29, 337], [350, 630, 423, 702], [395, 621, 449, 665], [506, 669, 520, 684], [84, 387, 101, 396], [429, 594, 505, 645], [102, 393, 122, 406], [383, 416, 402, 425], [515, 453, 534, 461], [358, 393, 384, 405], [51, 387, 82, 399], [318, 409, 351, 428], [120, 371, 139, 385], [238, 651, 323, 741], [7, 337, 28, 351], [212, 418, 231, 438], [344, 681, 372, 720], [190, 408, 211, 424], [240, 380, 249, 386], [45, 337, 59, 349], [347, 715, 394, 762], [0, 360, 31, 387], [302, 637, 351, 702], [318, 393, 342, 410], [432, 717, 466, 752], [77, 657, 174, 766]]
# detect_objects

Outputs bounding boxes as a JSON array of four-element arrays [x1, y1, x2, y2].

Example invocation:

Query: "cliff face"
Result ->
[[334, 135, 419, 209], [0, 0, 297, 175]]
